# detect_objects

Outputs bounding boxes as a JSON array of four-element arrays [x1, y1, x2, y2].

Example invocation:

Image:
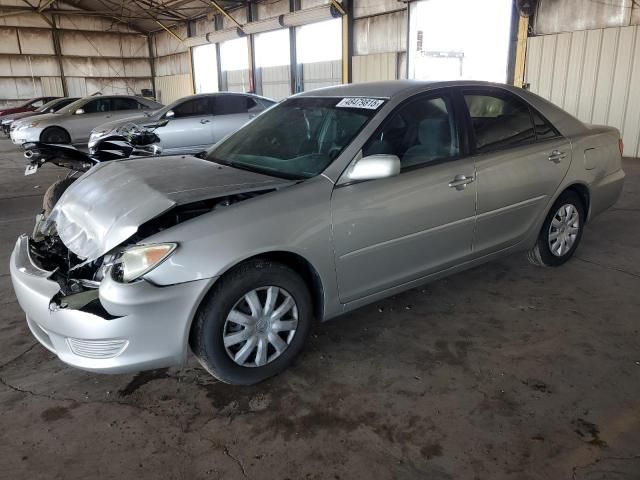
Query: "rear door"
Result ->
[[461, 87, 572, 255], [158, 96, 215, 154], [210, 95, 263, 143]]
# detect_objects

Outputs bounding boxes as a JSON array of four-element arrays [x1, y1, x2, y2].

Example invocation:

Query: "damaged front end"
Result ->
[[11, 155, 293, 372]]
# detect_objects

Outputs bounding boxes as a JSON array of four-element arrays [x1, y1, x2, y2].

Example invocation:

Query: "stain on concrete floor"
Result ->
[[1, 139, 639, 479]]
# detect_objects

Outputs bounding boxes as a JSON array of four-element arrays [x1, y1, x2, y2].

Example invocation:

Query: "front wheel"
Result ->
[[190, 259, 313, 385], [40, 126, 71, 144], [528, 191, 585, 267]]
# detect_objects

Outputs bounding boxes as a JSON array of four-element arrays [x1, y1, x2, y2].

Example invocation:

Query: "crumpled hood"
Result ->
[[44, 155, 293, 262]]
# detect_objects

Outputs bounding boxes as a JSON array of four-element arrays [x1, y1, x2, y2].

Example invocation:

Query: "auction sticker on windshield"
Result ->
[[336, 98, 385, 110]]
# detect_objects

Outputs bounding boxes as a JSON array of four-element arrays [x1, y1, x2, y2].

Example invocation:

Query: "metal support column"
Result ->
[[289, 0, 301, 93], [147, 34, 157, 99], [51, 15, 68, 96]]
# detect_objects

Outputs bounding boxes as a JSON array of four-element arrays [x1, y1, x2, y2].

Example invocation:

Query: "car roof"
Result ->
[[293, 80, 541, 100], [180, 92, 275, 102]]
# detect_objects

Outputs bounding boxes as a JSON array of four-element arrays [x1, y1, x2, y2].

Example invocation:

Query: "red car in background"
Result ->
[[0, 96, 60, 118]]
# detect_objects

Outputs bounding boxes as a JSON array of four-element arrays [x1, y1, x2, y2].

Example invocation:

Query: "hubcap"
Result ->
[[223, 286, 298, 368], [548, 203, 580, 257]]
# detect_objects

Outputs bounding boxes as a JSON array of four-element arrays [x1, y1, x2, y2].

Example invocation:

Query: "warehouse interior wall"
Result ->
[[525, 0, 640, 157], [0, 3, 153, 106]]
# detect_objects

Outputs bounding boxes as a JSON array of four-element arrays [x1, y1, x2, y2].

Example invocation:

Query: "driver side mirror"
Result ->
[[75, 108, 85, 115], [341, 154, 401, 183], [164, 110, 175, 119]]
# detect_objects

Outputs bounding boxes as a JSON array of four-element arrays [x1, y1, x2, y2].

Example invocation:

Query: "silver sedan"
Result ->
[[10, 81, 624, 385], [10, 95, 162, 146], [89, 93, 276, 155]]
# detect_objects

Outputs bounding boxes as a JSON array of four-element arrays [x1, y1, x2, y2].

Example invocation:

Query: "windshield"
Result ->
[[208, 97, 382, 179], [35, 99, 62, 113], [57, 97, 91, 115]]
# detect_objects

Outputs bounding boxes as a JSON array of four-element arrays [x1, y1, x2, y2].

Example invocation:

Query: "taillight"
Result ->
[[619, 138, 624, 156]]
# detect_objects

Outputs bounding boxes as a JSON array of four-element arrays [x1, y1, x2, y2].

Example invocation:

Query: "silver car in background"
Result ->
[[2, 97, 79, 136], [10, 95, 162, 146], [10, 81, 624, 385], [89, 93, 276, 155]]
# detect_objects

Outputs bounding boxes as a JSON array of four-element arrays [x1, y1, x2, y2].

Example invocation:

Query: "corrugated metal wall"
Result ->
[[303, 60, 342, 90], [351, 1, 407, 83], [0, 12, 153, 106], [352, 53, 398, 83], [526, 25, 640, 157], [150, 25, 193, 104], [155, 74, 193, 105]]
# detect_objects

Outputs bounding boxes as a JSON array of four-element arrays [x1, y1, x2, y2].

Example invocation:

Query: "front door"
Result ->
[[160, 96, 216, 154], [461, 88, 572, 254], [331, 91, 477, 303]]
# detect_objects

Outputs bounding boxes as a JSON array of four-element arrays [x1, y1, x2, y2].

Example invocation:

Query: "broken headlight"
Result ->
[[113, 243, 177, 283]]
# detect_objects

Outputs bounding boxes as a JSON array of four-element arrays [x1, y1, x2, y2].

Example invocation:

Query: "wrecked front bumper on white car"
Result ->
[[10, 234, 213, 373]]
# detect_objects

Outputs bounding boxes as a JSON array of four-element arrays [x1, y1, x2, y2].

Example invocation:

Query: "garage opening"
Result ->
[[192, 43, 219, 94], [408, 0, 513, 82], [254, 29, 291, 100]]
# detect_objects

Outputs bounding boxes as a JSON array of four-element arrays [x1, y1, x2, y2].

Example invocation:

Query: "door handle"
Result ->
[[548, 150, 566, 163], [249, 114, 256, 118], [448, 174, 475, 190], [200, 119, 211, 124]]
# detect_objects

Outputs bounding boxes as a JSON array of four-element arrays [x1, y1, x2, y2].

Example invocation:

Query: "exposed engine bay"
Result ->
[[30, 191, 271, 300]]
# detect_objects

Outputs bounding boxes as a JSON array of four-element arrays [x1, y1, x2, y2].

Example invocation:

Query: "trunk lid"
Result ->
[[44, 155, 293, 261]]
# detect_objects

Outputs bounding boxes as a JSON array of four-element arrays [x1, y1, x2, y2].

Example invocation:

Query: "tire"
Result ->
[[43, 177, 76, 216], [528, 191, 585, 267], [40, 126, 71, 144], [190, 259, 313, 385]]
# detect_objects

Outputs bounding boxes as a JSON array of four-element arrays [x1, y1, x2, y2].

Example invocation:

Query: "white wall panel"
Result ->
[[40, 77, 64, 96], [260, 65, 290, 100], [17, 29, 54, 55], [303, 60, 341, 90], [526, 25, 640, 157], [257, 0, 289, 20], [352, 53, 398, 83], [353, 11, 407, 56], [62, 57, 151, 78], [60, 31, 148, 58], [353, 0, 405, 19], [226, 69, 251, 92], [155, 52, 191, 76], [153, 25, 189, 57], [155, 74, 193, 105], [0, 28, 20, 54], [0, 55, 60, 77]]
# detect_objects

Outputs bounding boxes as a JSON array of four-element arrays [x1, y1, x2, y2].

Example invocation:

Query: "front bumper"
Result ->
[[10, 235, 214, 373], [10, 126, 40, 145]]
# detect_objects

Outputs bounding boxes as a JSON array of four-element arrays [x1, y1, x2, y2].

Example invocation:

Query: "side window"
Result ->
[[111, 98, 141, 111], [212, 96, 252, 115], [30, 99, 45, 108], [362, 94, 459, 170], [464, 91, 535, 152], [82, 98, 112, 113], [172, 97, 210, 118], [532, 109, 559, 140]]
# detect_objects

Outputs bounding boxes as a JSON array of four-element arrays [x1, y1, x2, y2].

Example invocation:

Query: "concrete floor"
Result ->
[[0, 136, 639, 480]]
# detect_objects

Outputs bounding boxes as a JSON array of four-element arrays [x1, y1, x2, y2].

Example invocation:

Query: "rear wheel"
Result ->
[[43, 177, 76, 215], [40, 126, 70, 144], [528, 191, 585, 267], [190, 259, 313, 385]]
